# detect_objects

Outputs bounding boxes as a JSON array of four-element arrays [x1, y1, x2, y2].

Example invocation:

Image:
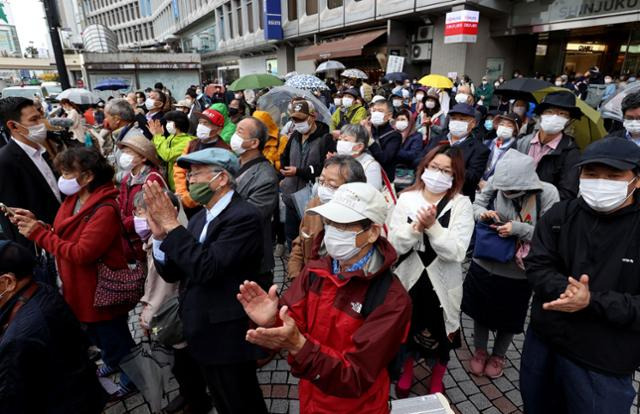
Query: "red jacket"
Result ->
[[29, 184, 130, 323], [281, 235, 412, 414], [118, 167, 165, 261]]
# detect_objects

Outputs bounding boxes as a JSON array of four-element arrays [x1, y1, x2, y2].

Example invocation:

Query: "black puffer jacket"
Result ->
[[526, 197, 640, 375]]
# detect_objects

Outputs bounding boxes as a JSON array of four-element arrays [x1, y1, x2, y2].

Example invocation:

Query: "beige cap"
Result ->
[[308, 182, 388, 224], [117, 135, 162, 166]]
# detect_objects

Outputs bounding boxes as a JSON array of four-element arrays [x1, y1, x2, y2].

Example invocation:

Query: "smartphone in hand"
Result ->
[[0, 203, 15, 218]]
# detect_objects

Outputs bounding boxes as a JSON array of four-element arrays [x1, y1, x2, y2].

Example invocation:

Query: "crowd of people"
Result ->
[[0, 69, 639, 414]]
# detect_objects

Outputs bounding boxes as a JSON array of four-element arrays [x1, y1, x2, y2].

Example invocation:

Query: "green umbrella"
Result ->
[[532, 86, 607, 150], [228, 74, 283, 91]]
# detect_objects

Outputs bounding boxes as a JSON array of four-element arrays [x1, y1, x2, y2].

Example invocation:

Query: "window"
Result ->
[[306, 0, 317, 15], [218, 8, 226, 41], [327, 0, 342, 8], [226, 4, 233, 38], [287, 0, 297, 21], [258, 0, 263, 29], [247, 0, 254, 33], [235, 0, 243, 36]]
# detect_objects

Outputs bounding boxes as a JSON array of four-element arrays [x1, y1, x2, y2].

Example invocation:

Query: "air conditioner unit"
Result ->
[[414, 26, 433, 42], [411, 42, 432, 61]]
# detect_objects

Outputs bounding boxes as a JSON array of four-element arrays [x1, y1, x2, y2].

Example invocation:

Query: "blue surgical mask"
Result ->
[[484, 120, 494, 131]]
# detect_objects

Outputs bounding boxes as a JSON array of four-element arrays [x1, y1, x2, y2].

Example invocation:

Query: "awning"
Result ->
[[297, 29, 386, 61]]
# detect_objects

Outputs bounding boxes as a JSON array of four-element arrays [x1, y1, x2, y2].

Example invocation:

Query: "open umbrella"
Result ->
[[494, 77, 552, 102], [418, 74, 453, 89], [341, 68, 368, 80], [600, 81, 640, 122], [383, 72, 411, 82], [532, 86, 607, 149], [316, 60, 345, 73], [284, 74, 329, 92], [256, 85, 332, 128], [284, 71, 299, 80], [56, 88, 101, 104], [94, 78, 129, 91], [228, 73, 283, 91]]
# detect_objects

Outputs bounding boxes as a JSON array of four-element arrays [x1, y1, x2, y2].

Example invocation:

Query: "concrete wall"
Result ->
[[87, 70, 200, 95], [293, 46, 317, 76], [238, 55, 277, 76]]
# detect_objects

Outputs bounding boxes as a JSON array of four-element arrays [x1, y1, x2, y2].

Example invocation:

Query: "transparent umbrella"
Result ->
[[257, 85, 332, 129], [57, 88, 102, 104], [601, 81, 640, 122]]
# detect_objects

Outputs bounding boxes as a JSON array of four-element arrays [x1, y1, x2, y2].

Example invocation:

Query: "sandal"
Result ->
[[96, 364, 120, 377]]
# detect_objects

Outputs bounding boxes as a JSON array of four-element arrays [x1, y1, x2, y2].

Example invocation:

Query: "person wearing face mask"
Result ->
[[517, 91, 582, 200], [411, 87, 427, 113], [9, 147, 138, 399], [0, 97, 61, 265], [280, 100, 335, 248], [474, 77, 494, 108], [288, 156, 366, 278], [148, 111, 195, 191], [362, 100, 402, 181], [416, 89, 446, 140], [395, 109, 424, 167], [184, 88, 202, 135], [481, 110, 499, 146], [145, 89, 167, 123], [228, 98, 246, 125], [173, 108, 230, 214], [238, 182, 412, 414], [464, 149, 559, 380], [0, 240, 109, 413], [609, 91, 640, 143], [521, 137, 640, 414], [419, 103, 490, 201], [601, 75, 617, 102], [335, 124, 383, 191], [60, 98, 86, 143], [480, 113, 521, 187], [116, 135, 166, 262], [389, 91, 408, 118], [234, 117, 279, 288], [511, 99, 535, 136], [330, 88, 368, 131], [210, 102, 237, 143], [145, 148, 269, 414], [389, 143, 474, 396]]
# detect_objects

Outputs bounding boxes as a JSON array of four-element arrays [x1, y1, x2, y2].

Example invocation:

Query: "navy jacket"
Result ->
[[369, 123, 402, 181], [155, 192, 267, 365], [396, 131, 424, 166], [0, 283, 106, 414]]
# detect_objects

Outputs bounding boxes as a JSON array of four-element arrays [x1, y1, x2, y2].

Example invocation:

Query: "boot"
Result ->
[[429, 362, 447, 394], [395, 356, 414, 398]]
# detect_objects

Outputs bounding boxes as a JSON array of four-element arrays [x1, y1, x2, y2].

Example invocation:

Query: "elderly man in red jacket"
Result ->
[[238, 182, 412, 413]]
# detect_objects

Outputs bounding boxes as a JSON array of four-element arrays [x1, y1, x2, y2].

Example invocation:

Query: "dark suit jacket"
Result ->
[[155, 192, 266, 365], [0, 140, 61, 246], [420, 131, 490, 201]]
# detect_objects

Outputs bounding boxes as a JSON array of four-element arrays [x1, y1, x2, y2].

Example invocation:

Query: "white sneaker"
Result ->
[[274, 244, 285, 257]]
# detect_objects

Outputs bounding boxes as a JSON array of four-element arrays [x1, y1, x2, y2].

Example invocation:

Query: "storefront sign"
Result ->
[[386, 55, 405, 74], [512, 0, 640, 27], [444, 10, 479, 44], [264, 0, 283, 41]]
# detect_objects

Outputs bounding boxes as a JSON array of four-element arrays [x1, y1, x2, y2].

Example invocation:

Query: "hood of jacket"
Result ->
[[211, 102, 236, 143], [252, 110, 279, 139], [492, 149, 543, 192]]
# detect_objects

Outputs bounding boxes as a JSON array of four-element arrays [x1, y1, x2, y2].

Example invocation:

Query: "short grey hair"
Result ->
[[248, 117, 268, 151], [133, 189, 180, 209], [371, 100, 392, 115], [323, 155, 366, 184], [211, 166, 237, 190], [105, 98, 135, 122], [340, 124, 369, 148]]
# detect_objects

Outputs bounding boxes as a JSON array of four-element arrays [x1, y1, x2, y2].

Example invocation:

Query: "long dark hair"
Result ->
[[404, 142, 465, 200]]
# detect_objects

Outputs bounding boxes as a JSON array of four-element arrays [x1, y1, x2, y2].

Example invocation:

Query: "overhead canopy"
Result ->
[[297, 29, 386, 61]]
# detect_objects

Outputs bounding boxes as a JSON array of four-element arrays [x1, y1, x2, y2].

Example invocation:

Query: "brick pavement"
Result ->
[[103, 255, 640, 413]]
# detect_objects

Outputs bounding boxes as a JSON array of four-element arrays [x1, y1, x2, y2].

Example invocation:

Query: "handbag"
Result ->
[[149, 295, 184, 347], [85, 203, 147, 308], [472, 221, 516, 263]]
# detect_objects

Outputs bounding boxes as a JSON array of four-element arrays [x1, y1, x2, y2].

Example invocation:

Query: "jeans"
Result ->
[[86, 315, 136, 388], [520, 327, 636, 414]]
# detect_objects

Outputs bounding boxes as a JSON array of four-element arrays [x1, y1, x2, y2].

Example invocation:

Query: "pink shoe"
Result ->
[[429, 362, 447, 394], [484, 355, 505, 379], [469, 349, 489, 376]]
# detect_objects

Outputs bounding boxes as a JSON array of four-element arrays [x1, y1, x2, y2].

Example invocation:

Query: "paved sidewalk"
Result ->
[[104, 255, 640, 414]]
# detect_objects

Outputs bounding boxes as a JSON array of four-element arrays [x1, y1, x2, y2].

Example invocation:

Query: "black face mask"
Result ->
[[228, 107, 239, 116]]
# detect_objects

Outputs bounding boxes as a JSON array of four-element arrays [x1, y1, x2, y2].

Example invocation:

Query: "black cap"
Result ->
[[494, 112, 522, 129], [343, 88, 360, 98], [0, 240, 35, 279], [448, 103, 475, 117], [575, 137, 640, 171]]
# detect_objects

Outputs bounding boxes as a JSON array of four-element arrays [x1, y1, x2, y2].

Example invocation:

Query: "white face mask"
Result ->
[[395, 120, 409, 131], [494, 81, 500, 88], [449, 120, 469, 137], [57, 176, 82, 196], [392, 100, 403, 108], [317, 185, 335, 204], [425, 100, 436, 109], [496, 125, 514, 139], [334, 98, 342, 107], [230, 133, 246, 155], [455, 93, 469, 104], [145, 98, 156, 111], [166, 121, 176, 135], [371, 111, 386, 126], [580, 177, 637, 213], [415, 93, 424, 102], [23, 122, 48, 144], [624, 120, 640, 136], [513, 106, 526, 116], [323, 225, 365, 262], [196, 124, 212, 140], [540, 114, 568, 134], [555, 80, 563, 87], [342, 97, 353, 108], [336, 140, 358, 156], [294, 121, 311, 134], [421, 168, 453, 194], [118, 152, 135, 170]]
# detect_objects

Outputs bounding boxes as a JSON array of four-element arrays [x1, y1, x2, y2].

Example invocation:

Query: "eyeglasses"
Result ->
[[427, 164, 453, 176], [317, 179, 339, 191], [187, 169, 221, 180]]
